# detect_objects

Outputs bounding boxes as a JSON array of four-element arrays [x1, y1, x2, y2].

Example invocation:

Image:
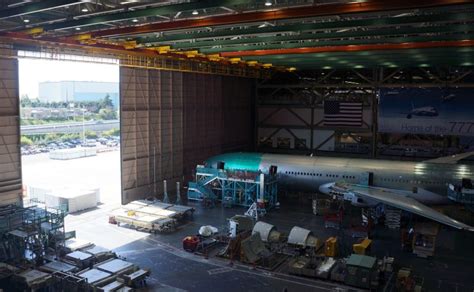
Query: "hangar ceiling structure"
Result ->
[[0, 0, 473, 71], [0, 0, 473, 205]]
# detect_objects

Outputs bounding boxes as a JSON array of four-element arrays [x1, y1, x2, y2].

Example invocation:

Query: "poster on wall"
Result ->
[[378, 88, 474, 136]]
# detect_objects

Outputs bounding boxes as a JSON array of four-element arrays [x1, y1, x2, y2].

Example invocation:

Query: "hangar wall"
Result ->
[[120, 67, 254, 204], [256, 68, 474, 158], [0, 47, 22, 206], [257, 103, 373, 151], [256, 70, 376, 156]]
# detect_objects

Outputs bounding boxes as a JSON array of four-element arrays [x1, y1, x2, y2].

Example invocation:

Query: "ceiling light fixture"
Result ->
[[23, 19, 30, 23], [81, 8, 88, 12], [7, 0, 33, 8], [258, 22, 274, 28], [265, 0, 273, 6], [192, 10, 199, 15], [132, 18, 138, 22], [75, 27, 81, 30]]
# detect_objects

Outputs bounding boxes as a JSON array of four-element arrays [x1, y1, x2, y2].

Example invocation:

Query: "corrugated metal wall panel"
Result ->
[[121, 67, 254, 204], [121, 67, 152, 202], [0, 55, 22, 206]]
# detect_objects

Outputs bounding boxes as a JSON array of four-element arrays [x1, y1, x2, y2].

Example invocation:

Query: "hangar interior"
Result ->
[[0, 0, 474, 291]]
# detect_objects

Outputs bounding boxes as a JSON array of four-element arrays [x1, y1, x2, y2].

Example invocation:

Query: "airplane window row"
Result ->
[[282, 172, 443, 185], [284, 171, 355, 179], [380, 178, 442, 185], [381, 178, 410, 183], [285, 171, 323, 177]]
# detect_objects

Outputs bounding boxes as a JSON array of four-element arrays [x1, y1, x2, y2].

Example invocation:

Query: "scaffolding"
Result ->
[[188, 166, 278, 210], [0, 201, 68, 266]]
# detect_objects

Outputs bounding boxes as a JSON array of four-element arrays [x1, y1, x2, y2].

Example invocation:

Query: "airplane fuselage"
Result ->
[[206, 153, 473, 205]]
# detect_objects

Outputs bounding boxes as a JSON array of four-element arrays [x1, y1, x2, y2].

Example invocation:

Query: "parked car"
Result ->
[[81, 142, 96, 148], [106, 140, 118, 147], [71, 139, 82, 145], [98, 138, 108, 145]]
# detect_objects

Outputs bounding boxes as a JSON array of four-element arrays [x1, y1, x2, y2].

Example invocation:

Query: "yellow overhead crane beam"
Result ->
[[156, 46, 171, 54], [71, 33, 98, 45], [23, 27, 44, 35], [138, 43, 289, 71], [73, 34, 92, 41], [183, 50, 199, 58], [207, 54, 222, 61], [123, 41, 137, 50], [0, 31, 279, 78], [229, 57, 241, 64]]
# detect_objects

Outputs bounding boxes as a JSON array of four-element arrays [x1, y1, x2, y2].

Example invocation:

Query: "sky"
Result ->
[[19, 58, 119, 99]]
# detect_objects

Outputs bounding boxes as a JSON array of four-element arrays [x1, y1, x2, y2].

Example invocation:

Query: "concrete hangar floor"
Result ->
[[68, 195, 474, 292]]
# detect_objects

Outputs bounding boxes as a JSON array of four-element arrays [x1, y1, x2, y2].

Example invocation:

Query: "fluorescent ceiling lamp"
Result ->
[[7, 0, 33, 8], [192, 10, 199, 15], [120, 0, 139, 4], [265, 0, 273, 6], [258, 22, 274, 28]]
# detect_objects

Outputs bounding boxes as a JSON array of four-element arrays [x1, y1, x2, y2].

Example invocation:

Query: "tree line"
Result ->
[[21, 95, 118, 122]]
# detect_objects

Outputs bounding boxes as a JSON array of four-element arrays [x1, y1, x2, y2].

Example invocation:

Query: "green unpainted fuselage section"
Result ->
[[205, 152, 263, 172]]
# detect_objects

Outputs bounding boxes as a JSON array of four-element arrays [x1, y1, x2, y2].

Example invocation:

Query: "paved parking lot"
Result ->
[[22, 149, 122, 206]]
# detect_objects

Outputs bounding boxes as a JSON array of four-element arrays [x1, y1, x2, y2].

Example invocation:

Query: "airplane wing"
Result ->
[[339, 183, 474, 232], [424, 151, 474, 164]]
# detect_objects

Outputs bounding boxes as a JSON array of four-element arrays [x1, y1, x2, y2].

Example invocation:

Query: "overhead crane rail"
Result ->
[[0, 41, 273, 78]]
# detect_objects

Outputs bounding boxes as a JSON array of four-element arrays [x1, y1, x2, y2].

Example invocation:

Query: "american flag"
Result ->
[[323, 100, 363, 127]]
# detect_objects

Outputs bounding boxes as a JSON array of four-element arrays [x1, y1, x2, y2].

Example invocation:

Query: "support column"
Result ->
[[0, 46, 22, 206]]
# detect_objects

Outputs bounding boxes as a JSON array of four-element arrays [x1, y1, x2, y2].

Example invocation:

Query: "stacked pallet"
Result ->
[[109, 200, 194, 233], [33, 241, 146, 291]]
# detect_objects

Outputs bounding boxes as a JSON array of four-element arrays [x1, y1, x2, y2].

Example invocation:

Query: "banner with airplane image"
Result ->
[[378, 88, 474, 136]]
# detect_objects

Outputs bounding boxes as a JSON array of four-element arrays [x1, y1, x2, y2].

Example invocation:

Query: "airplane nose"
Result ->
[[319, 182, 335, 194]]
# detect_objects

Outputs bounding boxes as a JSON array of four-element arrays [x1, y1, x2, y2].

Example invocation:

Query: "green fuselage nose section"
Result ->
[[205, 152, 263, 172]]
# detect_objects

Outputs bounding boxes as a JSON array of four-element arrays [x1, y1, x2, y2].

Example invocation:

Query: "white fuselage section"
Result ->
[[257, 153, 473, 205]]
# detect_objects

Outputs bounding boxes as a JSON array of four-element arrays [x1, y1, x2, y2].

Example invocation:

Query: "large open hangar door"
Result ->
[[0, 46, 22, 206], [120, 67, 254, 204]]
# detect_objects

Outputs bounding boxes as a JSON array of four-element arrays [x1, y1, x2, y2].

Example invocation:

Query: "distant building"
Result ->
[[38, 81, 119, 107]]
